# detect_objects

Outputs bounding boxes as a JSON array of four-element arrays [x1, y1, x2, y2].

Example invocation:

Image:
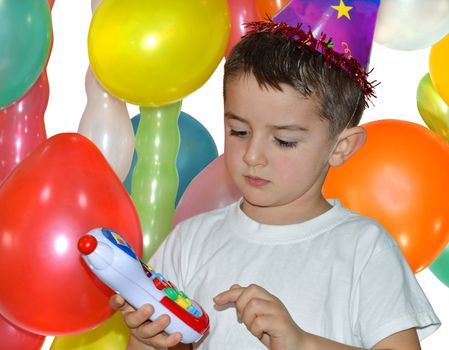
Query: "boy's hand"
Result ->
[[109, 294, 183, 350], [214, 284, 306, 350]]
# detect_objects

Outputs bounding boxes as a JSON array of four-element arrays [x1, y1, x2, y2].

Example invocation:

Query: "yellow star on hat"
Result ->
[[331, 0, 353, 20]]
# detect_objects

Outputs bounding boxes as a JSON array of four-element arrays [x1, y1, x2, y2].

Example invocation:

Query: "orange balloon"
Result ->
[[323, 120, 449, 273], [255, 0, 290, 19]]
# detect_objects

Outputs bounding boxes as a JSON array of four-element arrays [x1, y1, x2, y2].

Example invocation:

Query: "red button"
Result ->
[[153, 278, 166, 290], [78, 235, 97, 255]]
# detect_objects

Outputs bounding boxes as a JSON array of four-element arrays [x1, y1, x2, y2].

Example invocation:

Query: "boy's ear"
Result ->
[[328, 126, 366, 167]]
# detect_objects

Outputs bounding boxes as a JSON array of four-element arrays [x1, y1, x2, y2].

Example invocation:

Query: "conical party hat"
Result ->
[[273, 0, 380, 69]]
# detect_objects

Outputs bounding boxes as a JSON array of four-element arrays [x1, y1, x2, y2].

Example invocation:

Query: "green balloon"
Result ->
[[419, 74, 449, 289], [429, 243, 449, 288], [417, 73, 449, 143], [131, 101, 181, 262], [0, 0, 52, 108]]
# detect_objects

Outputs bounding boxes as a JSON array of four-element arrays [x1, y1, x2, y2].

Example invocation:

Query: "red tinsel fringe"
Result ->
[[244, 19, 379, 107]]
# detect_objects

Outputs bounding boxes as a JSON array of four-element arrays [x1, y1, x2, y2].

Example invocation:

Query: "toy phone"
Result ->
[[78, 228, 209, 344]]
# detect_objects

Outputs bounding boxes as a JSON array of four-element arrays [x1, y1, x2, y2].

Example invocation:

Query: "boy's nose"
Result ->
[[243, 138, 267, 167]]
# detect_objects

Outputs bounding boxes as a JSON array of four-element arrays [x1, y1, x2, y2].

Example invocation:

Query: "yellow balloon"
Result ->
[[429, 33, 449, 107], [417, 73, 449, 142], [88, 0, 230, 106], [50, 313, 129, 350]]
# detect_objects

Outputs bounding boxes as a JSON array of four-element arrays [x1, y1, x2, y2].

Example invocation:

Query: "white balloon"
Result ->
[[78, 68, 135, 181], [374, 0, 449, 50], [91, 0, 102, 12]]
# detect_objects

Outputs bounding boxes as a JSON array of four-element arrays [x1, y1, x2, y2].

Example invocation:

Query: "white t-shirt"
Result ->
[[150, 199, 440, 349]]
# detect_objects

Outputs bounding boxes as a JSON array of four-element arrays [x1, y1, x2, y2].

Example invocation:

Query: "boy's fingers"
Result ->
[[144, 331, 182, 348], [213, 285, 245, 305], [124, 304, 155, 328], [234, 285, 275, 316], [109, 294, 123, 308], [136, 313, 170, 336], [166, 332, 183, 347], [134, 314, 175, 344], [240, 298, 272, 326], [109, 294, 135, 313]]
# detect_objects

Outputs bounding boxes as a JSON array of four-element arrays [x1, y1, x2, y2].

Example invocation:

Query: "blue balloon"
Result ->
[[123, 112, 218, 206]]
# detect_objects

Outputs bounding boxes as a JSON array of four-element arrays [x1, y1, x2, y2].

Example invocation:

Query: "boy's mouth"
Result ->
[[245, 175, 269, 187]]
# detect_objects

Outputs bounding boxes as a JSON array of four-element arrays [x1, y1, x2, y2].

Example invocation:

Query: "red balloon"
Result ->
[[0, 133, 142, 335], [0, 72, 49, 184], [0, 314, 45, 350], [225, 0, 261, 57], [0, 315, 45, 350], [323, 120, 449, 272]]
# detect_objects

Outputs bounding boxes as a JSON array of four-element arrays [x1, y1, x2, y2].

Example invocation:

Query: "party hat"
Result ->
[[273, 0, 380, 69], [245, 0, 380, 103]]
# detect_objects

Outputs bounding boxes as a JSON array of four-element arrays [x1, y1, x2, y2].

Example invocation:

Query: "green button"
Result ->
[[165, 288, 179, 300]]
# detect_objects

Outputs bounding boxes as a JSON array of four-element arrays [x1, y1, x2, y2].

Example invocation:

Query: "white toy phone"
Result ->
[[78, 228, 209, 344]]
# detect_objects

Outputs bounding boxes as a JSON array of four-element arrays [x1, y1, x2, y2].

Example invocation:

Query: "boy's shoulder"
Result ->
[[334, 202, 399, 256]]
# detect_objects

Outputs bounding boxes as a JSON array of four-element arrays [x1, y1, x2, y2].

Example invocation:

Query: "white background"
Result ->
[[41, 1, 448, 349]]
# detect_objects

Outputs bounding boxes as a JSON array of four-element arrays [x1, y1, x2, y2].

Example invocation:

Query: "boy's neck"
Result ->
[[240, 195, 333, 225]]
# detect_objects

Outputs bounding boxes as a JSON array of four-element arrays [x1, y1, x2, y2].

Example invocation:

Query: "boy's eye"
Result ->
[[274, 138, 297, 148], [229, 129, 248, 137]]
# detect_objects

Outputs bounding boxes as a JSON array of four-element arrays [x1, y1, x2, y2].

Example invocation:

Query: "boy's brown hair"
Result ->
[[224, 32, 366, 138]]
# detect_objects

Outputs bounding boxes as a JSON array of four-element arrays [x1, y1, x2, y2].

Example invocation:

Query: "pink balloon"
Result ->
[[225, 0, 261, 57], [0, 72, 49, 184], [0, 314, 45, 350], [174, 155, 241, 225]]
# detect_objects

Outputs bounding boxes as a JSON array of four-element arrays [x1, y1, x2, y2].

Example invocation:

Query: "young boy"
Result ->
[[111, 21, 440, 350]]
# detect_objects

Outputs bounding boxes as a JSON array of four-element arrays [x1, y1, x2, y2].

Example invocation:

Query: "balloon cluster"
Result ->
[[373, 1, 449, 284], [0, 0, 52, 184], [0, 1, 52, 347], [0, 0, 225, 347], [2, 0, 449, 349], [416, 31, 449, 286]]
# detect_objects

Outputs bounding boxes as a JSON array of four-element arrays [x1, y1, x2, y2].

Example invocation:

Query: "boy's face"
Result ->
[[224, 73, 334, 212]]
